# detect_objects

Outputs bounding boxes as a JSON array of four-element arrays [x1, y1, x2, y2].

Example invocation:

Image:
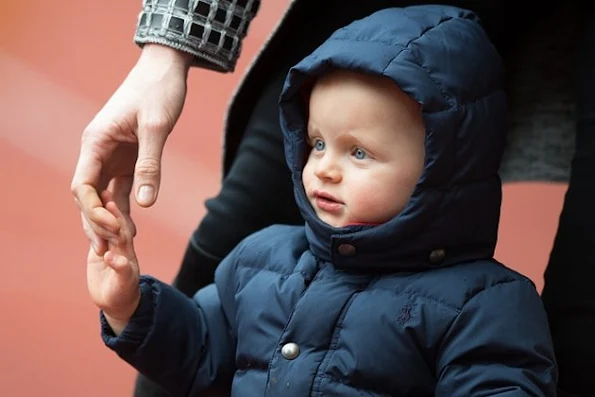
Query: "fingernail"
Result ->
[[138, 185, 154, 204]]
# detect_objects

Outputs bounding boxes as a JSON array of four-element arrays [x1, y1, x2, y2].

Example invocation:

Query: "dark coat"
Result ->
[[104, 6, 557, 396]]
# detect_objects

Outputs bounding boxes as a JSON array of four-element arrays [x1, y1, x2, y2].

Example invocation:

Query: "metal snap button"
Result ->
[[281, 342, 300, 360], [337, 243, 356, 256], [429, 249, 446, 264]]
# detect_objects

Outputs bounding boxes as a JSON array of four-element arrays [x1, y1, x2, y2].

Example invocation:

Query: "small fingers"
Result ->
[[103, 198, 135, 243], [108, 176, 137, 237], [109, 175, 133, 216], [80, 210, 109, 254], [74, 184, 120, 234], [87, 205, 120, 237]]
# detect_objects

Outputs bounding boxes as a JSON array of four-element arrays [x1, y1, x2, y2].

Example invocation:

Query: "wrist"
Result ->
[[103, 292, 141, 336], [140, 43, 194, 71]]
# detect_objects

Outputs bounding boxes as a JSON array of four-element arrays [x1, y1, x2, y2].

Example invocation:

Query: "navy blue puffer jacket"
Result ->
[[103, 5, 558, 396]]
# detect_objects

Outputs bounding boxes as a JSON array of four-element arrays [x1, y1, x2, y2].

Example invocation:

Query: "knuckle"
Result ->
[[81, 123, 101, 142], [123, 230, 134, 243], [83, 117, 130, 143], [71, 181, 87, 197], [140, 117, 170, 135], [135, 158, 160, 177], [81, 125, 92, 141], [70, 177, 92, 200]]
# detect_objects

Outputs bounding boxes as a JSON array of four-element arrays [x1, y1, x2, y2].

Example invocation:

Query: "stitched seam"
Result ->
[[264, 266, 325, 393], [463, 278, 524, 304], [317, 374, 393, 396], [388, 288, 461, 315], [381, 16, 456, 104], [235, 262, 309, 280], [435, 278, 526, 363], [310, 286, 367, 396]]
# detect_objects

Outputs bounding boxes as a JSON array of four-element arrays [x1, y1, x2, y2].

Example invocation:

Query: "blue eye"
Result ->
[[353, 148, 367, 159], [314, 139, 325, 151]]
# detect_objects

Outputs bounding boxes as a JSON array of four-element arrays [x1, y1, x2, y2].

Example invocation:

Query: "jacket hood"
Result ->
[[279, 5, 507, 272]]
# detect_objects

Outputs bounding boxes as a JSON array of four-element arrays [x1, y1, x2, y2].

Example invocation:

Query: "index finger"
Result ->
[[71, 146, 103, 201], [75, 185, 120, 233], [71, 153, 119, 233]]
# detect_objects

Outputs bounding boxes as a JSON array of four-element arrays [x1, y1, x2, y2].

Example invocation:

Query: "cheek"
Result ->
[[302, 161, 314, 189], [347, 171, 415, 219], [347, 175, 389, 209]]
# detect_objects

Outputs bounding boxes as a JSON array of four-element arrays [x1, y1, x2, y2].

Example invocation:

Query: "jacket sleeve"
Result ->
[[101, 248, 241, 396], [134, 0, 261, 72], [435, 279, 558, 396]]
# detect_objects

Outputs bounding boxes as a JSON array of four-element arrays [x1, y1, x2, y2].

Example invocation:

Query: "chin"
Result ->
[[319, 214, 346, 228]]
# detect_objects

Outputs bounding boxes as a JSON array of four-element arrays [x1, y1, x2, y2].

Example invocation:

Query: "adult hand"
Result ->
[[72, 44, 193, 254]]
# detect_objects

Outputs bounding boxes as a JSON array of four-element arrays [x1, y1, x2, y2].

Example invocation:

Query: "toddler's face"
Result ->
[[302, 70, 425, 228]]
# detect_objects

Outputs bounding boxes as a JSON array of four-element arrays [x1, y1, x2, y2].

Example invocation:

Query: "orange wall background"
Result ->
[[0, 1, 568, 396]]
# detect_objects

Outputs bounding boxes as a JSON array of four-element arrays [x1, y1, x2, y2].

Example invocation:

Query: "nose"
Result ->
[[314, 152, 342, 182]]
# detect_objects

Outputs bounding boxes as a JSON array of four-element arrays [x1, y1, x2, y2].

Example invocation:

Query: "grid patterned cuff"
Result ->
[[134, 0, 261, 72]]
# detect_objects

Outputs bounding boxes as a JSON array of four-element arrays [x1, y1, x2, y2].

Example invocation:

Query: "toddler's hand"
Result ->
[[86, 192, 140, 335]]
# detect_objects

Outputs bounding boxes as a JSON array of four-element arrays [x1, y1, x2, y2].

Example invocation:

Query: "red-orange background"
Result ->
[[0, 1, 567, 396]]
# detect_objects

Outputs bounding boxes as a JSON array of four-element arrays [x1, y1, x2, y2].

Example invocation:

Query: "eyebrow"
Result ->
[[334, 130, 369, 147], [306, 123, 320, 137]]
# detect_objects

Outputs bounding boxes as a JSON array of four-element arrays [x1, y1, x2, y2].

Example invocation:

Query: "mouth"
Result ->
[[312, 190, 344, 213]]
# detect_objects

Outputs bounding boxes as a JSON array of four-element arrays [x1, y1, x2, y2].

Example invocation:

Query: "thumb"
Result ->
[[104, 250, 131, 273], [134, 121, 169, 207]]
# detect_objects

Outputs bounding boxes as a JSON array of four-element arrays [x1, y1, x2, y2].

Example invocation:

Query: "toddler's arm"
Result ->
[[435, 280, 558, 396], [101, 276, 236, 396], [86, 192, 236, 396]]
